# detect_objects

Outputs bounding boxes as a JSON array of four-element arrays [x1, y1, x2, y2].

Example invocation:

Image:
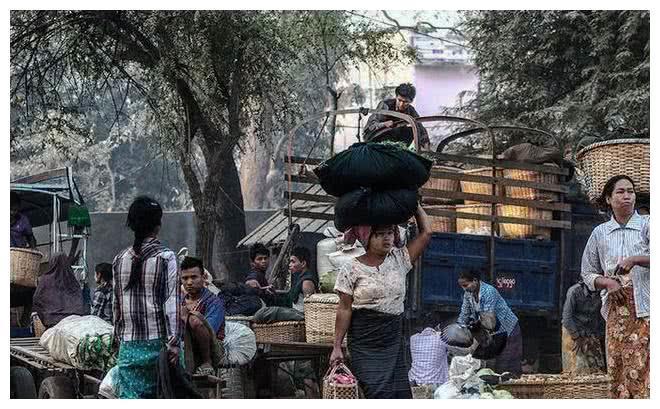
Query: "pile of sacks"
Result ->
[[40, 315, 116, 372], [433, 355, 514, 399], [314, 142, 432, 231]]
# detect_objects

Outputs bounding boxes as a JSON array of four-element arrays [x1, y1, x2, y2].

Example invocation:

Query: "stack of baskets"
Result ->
[[577, 138, 650, 200], [304, 293, 340, 344], [422, 165, 461, 204], [498, 374, 611, 399], [460, 167, 503, 203], [425, 205, 457, 233], [10, 248, 43, 287], [456, 203, 493, 235], [251, 321, 306, 344]]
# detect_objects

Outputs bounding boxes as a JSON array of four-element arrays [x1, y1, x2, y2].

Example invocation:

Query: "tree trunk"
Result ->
[[326, 86, 340, 155], [239, 132, 272, 209]]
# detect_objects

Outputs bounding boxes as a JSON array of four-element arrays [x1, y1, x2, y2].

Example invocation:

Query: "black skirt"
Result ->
[[347, 309, 412, 399]]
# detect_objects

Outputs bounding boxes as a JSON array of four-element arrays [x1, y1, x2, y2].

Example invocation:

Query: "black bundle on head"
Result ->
[[125, 196, 163, 290]]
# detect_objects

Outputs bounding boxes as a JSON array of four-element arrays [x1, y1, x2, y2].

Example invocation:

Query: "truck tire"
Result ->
[[10, 366, 37, 399], [38, 376, 76, 399]]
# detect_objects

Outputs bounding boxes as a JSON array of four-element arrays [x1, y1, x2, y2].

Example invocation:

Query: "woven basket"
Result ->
[[252, 321, 306, 343], [423, 165, 461, 204], [426, 205, 456, 233], [460, 167, 503, 204], [322, 363, 359, 399], [456, 204, 493, 235], [10, 248, 43, 287], [226, 315, 253, 328], [219, 365, 249, 399], [411, 384, 435, 399], [576, 138, 650, 200], [498, 205, 552, 240], [304, 294, 339, 344], [503, 165, 559, 202], [32, 313, 46, 338], [543, 374, 611, 399], [498, 374, 611, 399]]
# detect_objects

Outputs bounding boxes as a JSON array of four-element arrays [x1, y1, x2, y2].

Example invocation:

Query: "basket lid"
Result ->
[[305, 293, 339, 304]]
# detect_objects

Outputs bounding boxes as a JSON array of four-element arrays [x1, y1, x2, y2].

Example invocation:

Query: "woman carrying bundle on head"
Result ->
[[112, 196, 182, 399], [329, 204, 431, 399]]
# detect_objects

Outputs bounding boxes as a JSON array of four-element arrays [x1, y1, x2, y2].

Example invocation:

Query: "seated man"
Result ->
[[287, 247, 320, 398], [363, 82, 430, 150], [180, 256, 225, 376], [10, 192, 37, 249], [91, 262, 113, 324], [245, 243, 274, 295]]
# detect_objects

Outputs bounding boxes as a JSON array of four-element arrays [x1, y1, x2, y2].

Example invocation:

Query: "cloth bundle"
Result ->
[[314, 142, 431, 231], [40, 314, 115, 371]]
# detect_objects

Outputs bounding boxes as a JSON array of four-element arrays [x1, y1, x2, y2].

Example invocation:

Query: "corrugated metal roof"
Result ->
[[237, 184, 335, 248]]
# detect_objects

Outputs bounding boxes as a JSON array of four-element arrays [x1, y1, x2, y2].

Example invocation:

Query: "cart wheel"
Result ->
[[10, 366, 37, 399], [38, 376, 76, 399]]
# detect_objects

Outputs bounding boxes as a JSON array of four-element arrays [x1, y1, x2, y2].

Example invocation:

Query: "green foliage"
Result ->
[[458, 11, 649, 151]]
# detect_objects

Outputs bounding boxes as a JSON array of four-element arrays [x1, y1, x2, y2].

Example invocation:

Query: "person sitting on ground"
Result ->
[[363, 83, 430, 150], [561, 279, 606, 375], [456, 268, 523, 378], [91, 262, 114, 324], [10, 192, 37, 249], [245, 243, 275, 297], [180, 256, 226, 376]]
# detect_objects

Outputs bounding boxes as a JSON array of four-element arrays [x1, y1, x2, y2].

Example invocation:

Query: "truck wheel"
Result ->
[[38, 376, 76, 399], [10, 366, 37, 399]]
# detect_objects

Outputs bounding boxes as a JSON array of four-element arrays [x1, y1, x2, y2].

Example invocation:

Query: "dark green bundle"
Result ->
[[313, 142, 432, 197], [77, 333, 117, 371]]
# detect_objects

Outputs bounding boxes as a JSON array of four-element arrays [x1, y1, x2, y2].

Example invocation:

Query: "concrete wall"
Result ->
[[33, 209, 275, 288]]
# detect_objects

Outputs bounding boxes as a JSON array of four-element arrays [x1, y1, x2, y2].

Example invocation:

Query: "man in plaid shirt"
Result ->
[[91, 262, 113, 323]]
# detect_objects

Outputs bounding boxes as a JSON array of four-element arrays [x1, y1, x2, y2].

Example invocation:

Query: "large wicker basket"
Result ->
[[411, 384, 435, 399], [576, 138, 650, 200], [456, 204, 493, 235], [423, 165, 461, 204], [426, 205, 456, 233], [251, 321, 306, 343], [10, 248, 43, 287], [322, 363, 359, 399], [498, 374, 611, 399], [304, 294, 339, 344], [460, 167, 503, 204], [503, 165, 559, 202], [498, 205, 552, 240]]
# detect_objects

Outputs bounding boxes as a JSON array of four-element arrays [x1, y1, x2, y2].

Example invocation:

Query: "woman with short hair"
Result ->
[[581, 175, 650, 399]]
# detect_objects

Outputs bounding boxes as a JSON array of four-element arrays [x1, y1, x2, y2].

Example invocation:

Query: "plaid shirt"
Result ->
[[457, 281, 519, 336], [408, 327, 448, 385], [112, 238, 181, 344], [91, 283, 113, 323]]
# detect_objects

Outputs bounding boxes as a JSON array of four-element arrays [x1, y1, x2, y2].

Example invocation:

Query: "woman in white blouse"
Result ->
[[580, 175, 650, 398], [330, 205, 431, 398]]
